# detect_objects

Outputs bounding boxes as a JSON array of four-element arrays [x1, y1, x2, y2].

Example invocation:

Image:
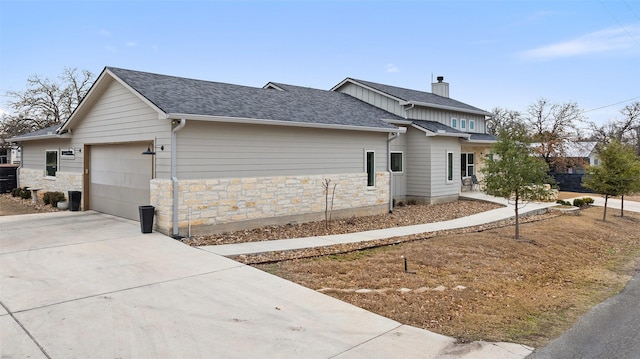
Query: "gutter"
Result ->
[[387, 132, 399, 213], [166, 113, 406, 134], [171, 119, 187, 238]]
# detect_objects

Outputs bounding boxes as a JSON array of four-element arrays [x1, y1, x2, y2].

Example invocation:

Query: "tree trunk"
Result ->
[[514, 191, 520, 240], [621, 195, 625, 217], [603, 194, 608, 222]]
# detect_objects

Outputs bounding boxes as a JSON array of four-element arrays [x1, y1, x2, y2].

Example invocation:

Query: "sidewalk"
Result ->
[[200, 192, 559, 257]]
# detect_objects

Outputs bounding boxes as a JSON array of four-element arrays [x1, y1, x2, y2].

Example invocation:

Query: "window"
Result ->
[[460, 153, 475, 178], [469, 120, 475, 131], [45, 150, 58, 177], [390, 152, 403, 172], [446, 151, 454, 183], [451, 118, 458, 129], [461, 119, 466, 130], [365, 150, 375, 187]]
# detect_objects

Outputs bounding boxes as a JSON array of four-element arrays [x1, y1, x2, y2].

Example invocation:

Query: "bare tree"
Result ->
[[590, 102, 640, 155], [3, 68, 94, 136], [486, 107, 526, 136], [526, 98, 585, 171]]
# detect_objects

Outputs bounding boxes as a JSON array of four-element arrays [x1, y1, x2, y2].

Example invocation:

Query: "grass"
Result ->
[[255, 206, 640, 347]]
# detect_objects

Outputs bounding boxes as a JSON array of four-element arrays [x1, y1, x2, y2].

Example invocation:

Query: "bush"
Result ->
[[43, 191, 66, 207], [556, 199, 571, 206], [407, 199, 417, 206], [11, 187, 31, 200], [572, 198, 585, 208], [582, 197, 594, 205]]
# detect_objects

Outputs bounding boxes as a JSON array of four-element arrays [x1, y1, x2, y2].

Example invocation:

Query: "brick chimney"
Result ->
[[431, 76, 449, 98]]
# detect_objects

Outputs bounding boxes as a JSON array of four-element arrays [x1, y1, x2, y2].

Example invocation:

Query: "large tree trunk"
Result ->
[[603, 194, 609, 222]]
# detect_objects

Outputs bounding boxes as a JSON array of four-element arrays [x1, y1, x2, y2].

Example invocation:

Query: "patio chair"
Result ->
[[471, 175, 481, 191]]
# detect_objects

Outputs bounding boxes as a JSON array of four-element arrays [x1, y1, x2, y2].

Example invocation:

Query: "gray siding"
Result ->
[[20, 139, 72, 172], [337, 83, 405, 117], [66, 78, 172, 178], [428, 137, 461, 198], [407, 107, 486, 132], [405, 127, 430, 197], [176, 121, 389, 180], [390, 131, 407, 199]]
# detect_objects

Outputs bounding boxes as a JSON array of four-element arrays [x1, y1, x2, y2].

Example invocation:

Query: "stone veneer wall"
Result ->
[[18, 168, 83, 203], [151, 172, 389, 236]]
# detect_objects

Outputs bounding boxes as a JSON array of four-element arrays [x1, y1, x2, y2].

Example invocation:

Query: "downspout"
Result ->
[[171, 119, 187, 238], [387, 132, 399, 213]]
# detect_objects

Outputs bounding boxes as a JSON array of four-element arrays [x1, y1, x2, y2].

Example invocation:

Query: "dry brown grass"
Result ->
[[256, 207, 640, 347]]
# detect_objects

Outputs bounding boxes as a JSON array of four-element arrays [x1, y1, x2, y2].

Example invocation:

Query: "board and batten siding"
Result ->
[[68, 78, 172, 178], [175, 121, 389, 180], [407, 107, 485, 132], [336, 83, 405, 117]]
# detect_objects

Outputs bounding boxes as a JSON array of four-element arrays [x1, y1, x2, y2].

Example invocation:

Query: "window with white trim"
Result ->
[[460, 153, 475, 178], [461, 119, 466, 130], [451, 118, 458, 129], [469, 120, 475, 131], [446, 151, 454, 183], [45, 150, 58, 177], [390, 152, 403, 172], [365, 150, 375, 187]]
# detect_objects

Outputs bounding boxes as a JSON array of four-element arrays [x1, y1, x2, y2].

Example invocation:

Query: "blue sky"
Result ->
[[1, 0, 639, 128]]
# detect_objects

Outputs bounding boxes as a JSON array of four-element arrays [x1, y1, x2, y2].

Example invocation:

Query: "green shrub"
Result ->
[[11, 187, 31, 200], [556, 199, 571, 206], [43, 191, 66, 207], [582, 197, 594, 205], [572, 198, 585, 208], [407, 199, 417, 206]]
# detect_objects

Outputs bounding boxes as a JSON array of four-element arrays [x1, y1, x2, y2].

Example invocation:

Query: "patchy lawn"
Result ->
[[256, 207, 640, 348]]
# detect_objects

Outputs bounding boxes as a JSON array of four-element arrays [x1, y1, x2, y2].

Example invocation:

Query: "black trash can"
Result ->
[[68, 191, 82, 211], [139, 205, 155, 234]]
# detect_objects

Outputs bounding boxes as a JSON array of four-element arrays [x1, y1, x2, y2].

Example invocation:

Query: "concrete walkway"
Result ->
[[200, 192, 559, 257]]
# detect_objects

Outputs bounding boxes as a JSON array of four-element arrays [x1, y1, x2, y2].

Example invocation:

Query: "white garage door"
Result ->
[[90, 143, 152, 221]]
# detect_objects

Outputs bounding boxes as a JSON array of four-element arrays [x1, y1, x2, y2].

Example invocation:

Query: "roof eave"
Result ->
[[410, 123, 470, 139], [402, 100, 493, 117], [8, 133, 69, 142], [166, 113, 406, 134]]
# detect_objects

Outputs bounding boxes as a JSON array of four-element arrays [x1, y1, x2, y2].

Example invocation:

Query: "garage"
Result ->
[[89, 142, 153, 221]]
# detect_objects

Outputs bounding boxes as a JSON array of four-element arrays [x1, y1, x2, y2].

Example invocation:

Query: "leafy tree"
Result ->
[[1, 67, 94, 142], [481, 126, 552, 240], [526, 98, 585, 172], [583, 140, 640, 221]]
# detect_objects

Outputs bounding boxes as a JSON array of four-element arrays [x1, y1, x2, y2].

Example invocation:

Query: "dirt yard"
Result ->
[[0, 193, 60, 216], [256, 207, 640, 347]]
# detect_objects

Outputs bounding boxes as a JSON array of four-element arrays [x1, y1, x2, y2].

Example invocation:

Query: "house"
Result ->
[[9, 68, 495, 237]]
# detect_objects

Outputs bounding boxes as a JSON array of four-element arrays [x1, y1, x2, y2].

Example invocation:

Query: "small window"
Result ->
[[446, 151, 454, 183], [461, 119, 466, 130], [451, 118, 458, 129], [365, 150, 375, 187], [45, 150, 58, 177], [390, 152, 403, 172], [469, 120, 475, 131]]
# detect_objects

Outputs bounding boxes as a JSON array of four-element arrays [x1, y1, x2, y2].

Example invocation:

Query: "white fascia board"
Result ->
[[403, 100, 493, 117], [8, 133, 70, 142], [167, 113, 407, 134], [384, 118, 413, 125], [464, 139, 497, 144]]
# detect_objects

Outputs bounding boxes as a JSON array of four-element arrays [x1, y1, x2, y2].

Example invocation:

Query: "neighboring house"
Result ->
[[9, 68, 495, 237]]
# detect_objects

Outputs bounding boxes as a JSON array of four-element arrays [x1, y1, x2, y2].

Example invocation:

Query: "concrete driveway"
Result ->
[[0, 211, 531, 358]]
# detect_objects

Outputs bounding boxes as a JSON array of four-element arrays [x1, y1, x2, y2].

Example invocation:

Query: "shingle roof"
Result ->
[[346, 78, 492, 116], [107, 67, 400, 130], [412, 120, 496, 142], [8, 124, 61, 141]]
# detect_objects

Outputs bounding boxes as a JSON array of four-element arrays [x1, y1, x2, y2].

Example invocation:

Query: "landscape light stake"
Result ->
[[401, 256, 416, 274]]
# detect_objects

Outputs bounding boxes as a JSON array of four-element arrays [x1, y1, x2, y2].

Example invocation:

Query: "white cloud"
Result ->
[[385, 63, 399, 73], [520, 24, 640, 60]]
